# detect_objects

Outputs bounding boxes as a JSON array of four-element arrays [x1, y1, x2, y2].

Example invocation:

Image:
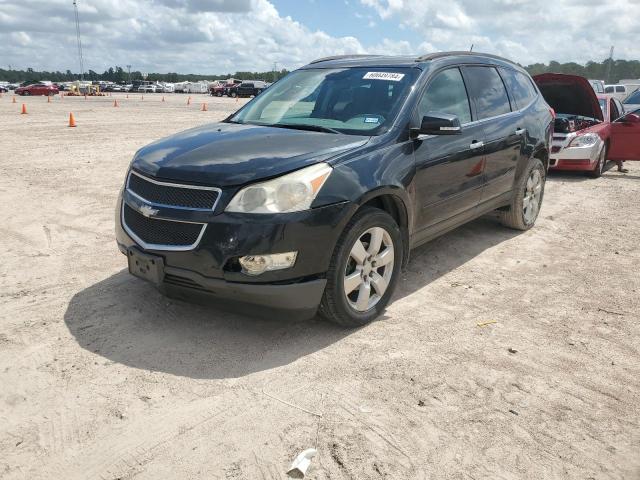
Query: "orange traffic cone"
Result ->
[[21, 104, 27, 114], [141, 95, 144, 101], [12, 96, 16, 104], [68, 112, 76, 127], [162, 96, 165, 102], [47, 95, 51, 103], [114, 99, 119, 107], [126, 94, 129, 99], [201, 103, 207, 111], [187, 97, 191, 105]]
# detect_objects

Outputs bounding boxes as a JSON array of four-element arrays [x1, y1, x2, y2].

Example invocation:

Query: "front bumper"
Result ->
[[549, 138, 602, 171], [115, 192, 355, 315]]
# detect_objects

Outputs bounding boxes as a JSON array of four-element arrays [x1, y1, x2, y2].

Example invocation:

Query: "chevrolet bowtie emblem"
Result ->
[[138, 204, 159, 217]]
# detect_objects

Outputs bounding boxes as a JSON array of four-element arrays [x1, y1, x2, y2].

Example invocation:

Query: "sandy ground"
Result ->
[[0, 92, 639, 480]]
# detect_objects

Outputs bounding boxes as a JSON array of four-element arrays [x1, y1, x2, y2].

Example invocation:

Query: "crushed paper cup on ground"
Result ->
[[286, 448, 317, 478]]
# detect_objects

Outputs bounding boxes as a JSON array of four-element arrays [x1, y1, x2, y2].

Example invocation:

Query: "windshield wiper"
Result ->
[[269, 123, 341, 134]]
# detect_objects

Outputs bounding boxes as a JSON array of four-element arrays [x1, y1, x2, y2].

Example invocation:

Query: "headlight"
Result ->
[[226, 163, 332, 213], [568, 133, 599, 148]]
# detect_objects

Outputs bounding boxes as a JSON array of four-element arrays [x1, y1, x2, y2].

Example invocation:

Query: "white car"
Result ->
[[138, 84, 157, 93]]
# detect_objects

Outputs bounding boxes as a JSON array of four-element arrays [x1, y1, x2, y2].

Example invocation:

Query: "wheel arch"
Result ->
[[355, 189, 411, 268]]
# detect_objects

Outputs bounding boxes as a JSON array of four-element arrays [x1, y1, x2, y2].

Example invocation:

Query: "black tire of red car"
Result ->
[[589, 144, 607, 178], [22, 91, 30, 96], [499, 157, 546, 231], [319, 207, 402, 327]]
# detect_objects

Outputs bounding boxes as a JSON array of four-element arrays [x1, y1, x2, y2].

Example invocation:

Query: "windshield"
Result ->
[[229, 67, 419, 135], [624, 91, 640, 104]]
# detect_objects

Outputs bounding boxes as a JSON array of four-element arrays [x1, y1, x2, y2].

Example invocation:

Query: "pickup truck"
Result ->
[[235, 81, 268, 97]]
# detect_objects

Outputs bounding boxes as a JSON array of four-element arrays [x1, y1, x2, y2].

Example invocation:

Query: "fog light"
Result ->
[[239, 252, 298, 276]]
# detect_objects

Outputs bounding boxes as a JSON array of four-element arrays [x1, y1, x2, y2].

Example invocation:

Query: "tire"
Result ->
[[589, 144, 607, 178], [230, 91, 237, 98], [499, 157, 546, 231], [23, 91, 30, 96], [319, 207, 402, 327]]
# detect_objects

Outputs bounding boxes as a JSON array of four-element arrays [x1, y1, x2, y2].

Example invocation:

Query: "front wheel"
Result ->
[[319, 207, 402, 327], [499, 157, 546, 230], [22, 91, 30, 96]]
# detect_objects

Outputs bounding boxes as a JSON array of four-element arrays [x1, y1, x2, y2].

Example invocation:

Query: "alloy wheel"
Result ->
[[344, 227, 394, 312], [523, 169, 543, 224]]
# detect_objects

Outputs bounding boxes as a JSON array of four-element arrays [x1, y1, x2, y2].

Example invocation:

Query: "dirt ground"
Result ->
[[1, 92, 639, 480]]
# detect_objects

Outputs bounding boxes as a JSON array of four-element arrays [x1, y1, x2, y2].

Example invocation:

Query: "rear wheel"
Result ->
[[500, 157, 545, 231], [589, 144, 607, 178], [319, 207, 402, 327]]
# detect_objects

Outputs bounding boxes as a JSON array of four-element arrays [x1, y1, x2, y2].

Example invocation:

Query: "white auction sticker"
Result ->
[[363, 72, 405, 82]]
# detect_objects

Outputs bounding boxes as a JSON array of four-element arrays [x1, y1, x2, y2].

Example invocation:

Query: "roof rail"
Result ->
[[309, 54, 383, 65], [415, 51, 515, 64]]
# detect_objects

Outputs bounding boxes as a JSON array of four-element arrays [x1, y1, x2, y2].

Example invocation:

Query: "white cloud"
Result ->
[[0, 0, 372, 74], [359, 0, 640, 64]]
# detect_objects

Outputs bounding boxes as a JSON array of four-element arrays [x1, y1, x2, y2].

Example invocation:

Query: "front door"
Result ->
[[412, 67, 486, 234], [461, 66, 522, 204], [608, 109, 640, 161]]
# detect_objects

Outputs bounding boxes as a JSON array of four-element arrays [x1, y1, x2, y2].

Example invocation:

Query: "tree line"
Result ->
[[0, 66, 290, 84], [2, 58, 640, 84]]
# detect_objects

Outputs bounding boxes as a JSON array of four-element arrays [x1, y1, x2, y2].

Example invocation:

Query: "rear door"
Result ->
[[462, 66, 523, 205], [412, 67, 486, 232], [608, 108, 640, 161]]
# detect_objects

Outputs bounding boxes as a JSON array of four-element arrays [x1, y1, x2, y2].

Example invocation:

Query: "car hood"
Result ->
[[533, 73, 604, 121], [131, 122, 370, 187]]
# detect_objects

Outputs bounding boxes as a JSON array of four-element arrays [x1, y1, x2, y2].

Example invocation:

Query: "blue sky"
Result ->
[[1, 0, 638, 75], [273, 0, 412, 46]]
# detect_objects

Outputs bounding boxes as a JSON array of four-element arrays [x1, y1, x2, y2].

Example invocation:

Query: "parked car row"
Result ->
[[209, 80, 270, 98], [535, 73, 640, 176]]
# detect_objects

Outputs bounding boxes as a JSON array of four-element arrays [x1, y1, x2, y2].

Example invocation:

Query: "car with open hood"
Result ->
[[534, 73, 640, 177], [116, 52, 554, 326]]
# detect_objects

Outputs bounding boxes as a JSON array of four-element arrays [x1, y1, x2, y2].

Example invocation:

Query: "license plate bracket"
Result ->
[[127, 248, 164, 286]]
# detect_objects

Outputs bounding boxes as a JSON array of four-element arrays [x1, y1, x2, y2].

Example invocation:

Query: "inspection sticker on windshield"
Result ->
[[364, 117, 380, 123], [363, 72, 405, 82]]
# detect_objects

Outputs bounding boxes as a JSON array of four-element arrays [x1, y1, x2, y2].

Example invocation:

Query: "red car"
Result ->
[[15, 83, 59, 96], [534, 73, 640, 176]]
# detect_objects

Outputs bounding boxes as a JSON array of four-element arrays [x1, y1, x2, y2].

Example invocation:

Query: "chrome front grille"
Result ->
[[122, 170, 220, 251], [127, 170, 221, 210], [122, 204, 204, 248]]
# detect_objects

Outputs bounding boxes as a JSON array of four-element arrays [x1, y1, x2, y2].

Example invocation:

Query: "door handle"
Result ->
[[515, 128, 526, 135], [470, 141, 484, 150]]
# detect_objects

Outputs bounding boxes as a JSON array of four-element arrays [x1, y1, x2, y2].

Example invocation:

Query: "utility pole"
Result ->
[[273, 62, 277, 82], [127, 64, 132, 83], [605, 45, 614, 83], [73, 0, 84, 80]]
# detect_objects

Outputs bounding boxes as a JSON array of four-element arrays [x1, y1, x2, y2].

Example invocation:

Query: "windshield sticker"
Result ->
[[364, 117, 380, 123], [363, 72, 405, 82]]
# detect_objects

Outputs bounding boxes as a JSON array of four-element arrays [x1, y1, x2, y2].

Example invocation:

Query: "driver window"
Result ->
[[418, 68, 472, 124]]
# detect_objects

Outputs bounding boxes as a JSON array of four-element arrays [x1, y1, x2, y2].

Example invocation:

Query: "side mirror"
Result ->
[[620, 112, 640, 123], [412, 113, 462, 137]]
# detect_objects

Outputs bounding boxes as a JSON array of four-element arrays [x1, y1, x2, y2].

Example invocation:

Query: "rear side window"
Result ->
[[463, 66, 512, 119], [616, 86, 625, 93], [605, 86, 614, 93], [500, 69, 538, 109], [417, 68, 472, 124]]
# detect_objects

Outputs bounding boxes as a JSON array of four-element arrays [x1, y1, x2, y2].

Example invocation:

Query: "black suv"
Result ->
[[116, 52, 553, 327]]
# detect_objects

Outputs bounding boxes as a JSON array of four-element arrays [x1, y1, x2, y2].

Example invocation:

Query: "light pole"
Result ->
[[126, 64, 131, 83]]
